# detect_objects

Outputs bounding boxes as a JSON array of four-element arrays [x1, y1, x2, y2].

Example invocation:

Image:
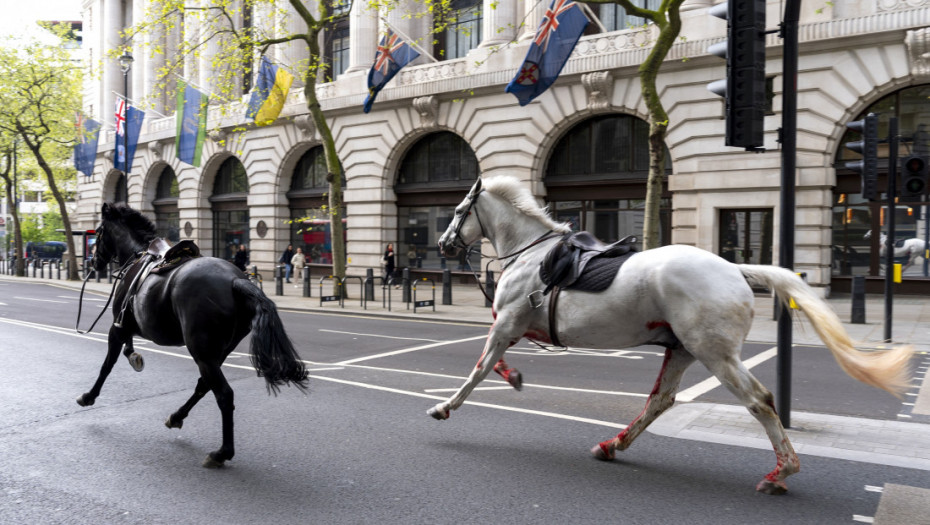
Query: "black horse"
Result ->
[[78, 203, 308, 467]]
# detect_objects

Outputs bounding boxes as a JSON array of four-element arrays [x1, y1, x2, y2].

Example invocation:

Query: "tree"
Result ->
[[583, 0, 685, 250], [0, 146, 25, 276], [128, 0, 350, 290], [0, 28, 82, 279]]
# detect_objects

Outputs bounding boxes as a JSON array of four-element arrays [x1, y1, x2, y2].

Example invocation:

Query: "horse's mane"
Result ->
[[481, 176, 572, 233], [107, 203, 158, 244]]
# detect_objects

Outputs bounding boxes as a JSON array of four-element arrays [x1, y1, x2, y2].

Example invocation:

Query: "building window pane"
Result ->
[[718, 208, 774, 265], [290, 207, 346, 265]]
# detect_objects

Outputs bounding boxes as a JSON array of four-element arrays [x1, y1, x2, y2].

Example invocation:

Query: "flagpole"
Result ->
[[578, 3, 607, 33], [171, 73, 222, 100], [380, 19, 439, 63], [110, 91, 170, 119]]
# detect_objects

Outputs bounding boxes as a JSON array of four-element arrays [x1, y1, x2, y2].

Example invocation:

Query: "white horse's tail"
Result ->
[[738, 265, 913, 398]]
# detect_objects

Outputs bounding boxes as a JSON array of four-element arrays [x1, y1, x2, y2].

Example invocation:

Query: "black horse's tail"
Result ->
[[232, 279, 309, 394]]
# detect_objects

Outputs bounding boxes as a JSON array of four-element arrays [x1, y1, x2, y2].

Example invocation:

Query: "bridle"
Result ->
[[448, 188, 486, 254], [74, 224, 136, 335]]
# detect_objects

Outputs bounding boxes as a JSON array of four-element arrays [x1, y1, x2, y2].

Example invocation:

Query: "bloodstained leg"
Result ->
[[493, 359, 522, 391], [593, 346, 695, 460]]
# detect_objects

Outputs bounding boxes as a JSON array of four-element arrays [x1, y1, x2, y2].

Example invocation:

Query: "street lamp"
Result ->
[[118, 50, 133, 174]]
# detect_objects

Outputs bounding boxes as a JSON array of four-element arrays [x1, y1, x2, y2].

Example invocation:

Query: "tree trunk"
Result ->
[[305, 33, 346, 296], [0, 164, 25, 277], [19, 132, 79, 280]]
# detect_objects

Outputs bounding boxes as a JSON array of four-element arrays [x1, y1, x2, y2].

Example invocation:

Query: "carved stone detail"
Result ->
[[413, 96, 439, 128], [906, 27, 930, 77], [294, 114, 316, 139], [148, 139, 166, 160], [581, 71, 614, 111], [208, 128, 228, 147]]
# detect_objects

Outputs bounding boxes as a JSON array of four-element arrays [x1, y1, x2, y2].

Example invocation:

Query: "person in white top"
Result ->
[[290, 247, 306, 285]]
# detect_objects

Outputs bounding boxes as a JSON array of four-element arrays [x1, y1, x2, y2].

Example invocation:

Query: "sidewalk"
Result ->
[[4, 271, 930, 478]]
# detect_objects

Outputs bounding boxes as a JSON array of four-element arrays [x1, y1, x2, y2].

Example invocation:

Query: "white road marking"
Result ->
[[0, 302, 6, 306], [852, 516, 875, 523], [13, 296, 68, 304], [58, 295, 107, 302], [335, 335, 487, 365], [676, 346, 778, 402], [319, 328, 442, 343], [425, 386, 515, 393], [864, 485, 884, 493]]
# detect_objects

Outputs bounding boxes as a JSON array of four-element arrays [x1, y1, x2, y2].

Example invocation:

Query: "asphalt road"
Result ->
[[0, 279, 926, 524]]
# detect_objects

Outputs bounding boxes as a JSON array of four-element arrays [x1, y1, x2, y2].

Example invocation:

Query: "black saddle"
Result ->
[[894, 239, 907, 249], [539, 232, 638, 295]]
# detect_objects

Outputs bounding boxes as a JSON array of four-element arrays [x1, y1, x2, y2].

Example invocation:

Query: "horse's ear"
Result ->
[[101, 203, 112, 218], [472, 178, 482, 195]]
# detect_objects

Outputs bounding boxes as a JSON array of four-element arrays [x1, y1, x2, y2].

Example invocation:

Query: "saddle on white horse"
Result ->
[[538, 231, 638, 295]]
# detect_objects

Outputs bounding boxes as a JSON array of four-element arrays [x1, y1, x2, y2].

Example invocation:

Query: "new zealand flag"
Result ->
[[363, 29, 420, 113]]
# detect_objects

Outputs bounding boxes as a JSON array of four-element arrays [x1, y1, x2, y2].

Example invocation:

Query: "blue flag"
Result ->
[[114, 98, 145, 173], [363, 29, 420, 113], [74, 113, 101, 177], [505, 0, 589, 106], [176, 80, 208, 167]]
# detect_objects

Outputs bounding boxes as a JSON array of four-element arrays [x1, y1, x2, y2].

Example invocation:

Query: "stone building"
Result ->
[[75, 0, 930, 294]]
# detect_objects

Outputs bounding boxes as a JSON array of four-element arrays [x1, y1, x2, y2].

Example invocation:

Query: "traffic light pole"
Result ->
[[776, 0, 801, 429], [884, 118, 898, 342]]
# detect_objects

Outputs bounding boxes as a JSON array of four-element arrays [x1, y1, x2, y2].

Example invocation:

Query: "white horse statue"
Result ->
[[864, 230, 927, 271], [433, 176, 912, 495]]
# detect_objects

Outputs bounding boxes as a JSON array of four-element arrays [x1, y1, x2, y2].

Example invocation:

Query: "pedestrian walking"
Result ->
[[382, 243, 396, 287], [280, 244, 295, 283], [291, 247, 305, 286], [233, 244, 249, 272]]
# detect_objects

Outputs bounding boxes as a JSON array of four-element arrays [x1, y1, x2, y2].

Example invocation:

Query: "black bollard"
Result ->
[[442, 269, 452, 305], [485, 269, 495, 307], [56, 260, 61, 280], [402, 268, 411, 303], [851, 275, 866, 324], [303, 266, 311, 297], [275, 266, 283, 296], [40, 261, 45, 279], [364, 268, 374, 301]]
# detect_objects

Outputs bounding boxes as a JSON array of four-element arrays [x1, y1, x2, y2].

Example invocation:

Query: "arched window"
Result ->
[[210, 157, 249, 262], [395, 132, 480, 271], [832, 84, 930, 282], [545, 114, 671, 250], [153, 166, 179, 242], [287, 147, 346, 265]]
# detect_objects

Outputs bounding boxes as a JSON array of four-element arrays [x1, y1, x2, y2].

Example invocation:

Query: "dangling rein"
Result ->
[[74, 258, 135, 335]]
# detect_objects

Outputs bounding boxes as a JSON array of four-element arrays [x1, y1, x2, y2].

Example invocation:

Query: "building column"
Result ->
[[102, 0, 124, 124], [183, 0, 201, 88], [519, 0, 548, 41], [132, 0, 145, 106], [479, 0, 516, 47], [345, 0, 379, 73]]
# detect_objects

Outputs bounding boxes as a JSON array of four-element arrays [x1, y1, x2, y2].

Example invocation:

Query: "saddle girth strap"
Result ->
[[548, 286, 565, 348]]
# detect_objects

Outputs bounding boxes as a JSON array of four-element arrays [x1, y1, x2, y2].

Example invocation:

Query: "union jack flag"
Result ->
[[505, 0, 588, 106], [115, 98, 127, 136], [534, 0, 578, 52], [363, 28, 420, 113]]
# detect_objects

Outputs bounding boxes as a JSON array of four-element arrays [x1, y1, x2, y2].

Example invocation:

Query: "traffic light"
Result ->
[[845, 113, 879, 201], [901, 155, 928, 198], [707, 0, 767, 150]]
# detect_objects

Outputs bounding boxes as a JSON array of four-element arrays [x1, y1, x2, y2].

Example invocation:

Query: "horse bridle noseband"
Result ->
[[449, 188, 487, 253]]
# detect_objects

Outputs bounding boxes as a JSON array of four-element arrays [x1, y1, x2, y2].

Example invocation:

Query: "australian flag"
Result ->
[[114, 97, 145, 173], [363, 29, 420, 113], [506, 0, 589, 106]]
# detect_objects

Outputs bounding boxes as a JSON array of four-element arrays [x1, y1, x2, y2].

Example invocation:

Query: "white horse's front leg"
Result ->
[[428, 325, 513, 420]]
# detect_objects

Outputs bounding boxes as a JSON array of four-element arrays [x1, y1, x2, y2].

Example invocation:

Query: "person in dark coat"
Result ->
[[382, 243, 396, 285], [280, 244, 295, 283], [234, 244, 249, 272]]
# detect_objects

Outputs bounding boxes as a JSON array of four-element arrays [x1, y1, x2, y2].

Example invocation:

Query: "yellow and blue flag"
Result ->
[[176, 80, 208, 167], [506, 0, 588, 106], [363, 29, 420, 113], [246, 56, 294, 126]]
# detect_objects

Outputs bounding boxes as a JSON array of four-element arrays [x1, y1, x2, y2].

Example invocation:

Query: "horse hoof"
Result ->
[[165, 416, 183, 429], [76, 394, 94, 407], [591, 443, 615, 461], [507, 370, 523, 391], [202, 454, 225, 469], [128, 352, 144, 372], [427, 406, 450, 420], [755, 478, 788, 495]]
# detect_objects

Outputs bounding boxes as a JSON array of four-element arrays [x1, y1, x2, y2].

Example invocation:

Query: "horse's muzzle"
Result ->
[[438, 240, 461, 258]]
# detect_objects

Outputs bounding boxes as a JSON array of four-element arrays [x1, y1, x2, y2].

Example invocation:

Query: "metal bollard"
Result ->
[[40, 261, 45, 279], [485, 269, 495, 307], [303, 266, 311, 298], [442, 269, 452, 305], [56, 260, 61, 280], [275, 266, 284, 296], [851, 275, 866, 324], [364, 268, 374, 301], [402, 268, 411, 303]]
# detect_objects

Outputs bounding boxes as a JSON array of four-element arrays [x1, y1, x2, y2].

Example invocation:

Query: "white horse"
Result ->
[[433, 176, 912, 495], [864, 230, 927, 271]]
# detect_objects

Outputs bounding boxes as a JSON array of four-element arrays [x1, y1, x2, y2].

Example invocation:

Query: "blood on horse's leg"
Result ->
[[593, 347, 694, 460], [493, 359, 522, 391]]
